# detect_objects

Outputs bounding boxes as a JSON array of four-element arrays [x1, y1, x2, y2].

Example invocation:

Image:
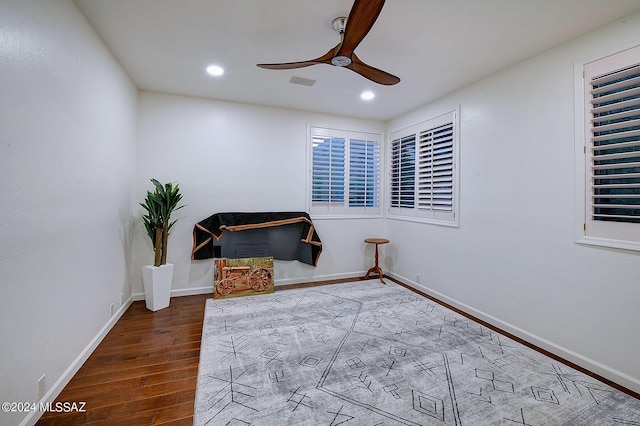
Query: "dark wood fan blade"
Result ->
[[257, 46, 336, 70], [257, 61, 322, 70], [337, 0, 385, 57], [347, 53, 400, 85]]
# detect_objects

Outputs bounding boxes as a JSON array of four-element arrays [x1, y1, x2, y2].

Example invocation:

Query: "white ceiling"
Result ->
[[74, 0, 640, 121]]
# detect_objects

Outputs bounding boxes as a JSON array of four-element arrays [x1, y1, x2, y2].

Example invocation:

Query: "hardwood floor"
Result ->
[[37, 293, 210, 426], [35, 280, 344, 426], [36, 277, 639, 425]]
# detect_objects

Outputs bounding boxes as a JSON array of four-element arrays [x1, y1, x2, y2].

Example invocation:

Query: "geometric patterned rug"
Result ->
[[194, 279, 640, 425]]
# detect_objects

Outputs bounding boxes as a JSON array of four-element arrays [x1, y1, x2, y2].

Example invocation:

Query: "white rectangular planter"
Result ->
[[142, 263, 174, 311]]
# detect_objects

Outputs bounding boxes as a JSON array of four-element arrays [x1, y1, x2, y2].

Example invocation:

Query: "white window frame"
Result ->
[[307, 125, 383, 218], [388, 109, 459, 226], [574, 44, 640, 251]]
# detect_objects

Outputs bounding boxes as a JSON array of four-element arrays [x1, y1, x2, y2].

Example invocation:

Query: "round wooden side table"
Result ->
[[361, 238, 390, 284]]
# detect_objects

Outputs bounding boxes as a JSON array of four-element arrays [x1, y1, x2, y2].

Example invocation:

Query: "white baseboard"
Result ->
[[21, 297, 134, 426], [131, 286, 214, 302], [171, 286, 214, 297], [275, 271, 365, 286], [131, 271, 367, 300], [387, 272, 640, 395]]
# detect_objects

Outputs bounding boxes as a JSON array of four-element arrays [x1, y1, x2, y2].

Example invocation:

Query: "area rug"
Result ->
[[194, 279, 640, 425]]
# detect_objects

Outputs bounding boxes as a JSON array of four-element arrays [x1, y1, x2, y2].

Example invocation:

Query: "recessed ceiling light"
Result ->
[[361, 90, 375, 101], [206, 65, 224, 76]]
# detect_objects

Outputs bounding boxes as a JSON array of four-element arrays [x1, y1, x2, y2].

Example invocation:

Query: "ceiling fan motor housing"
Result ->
[[331, 56, 352, 66]]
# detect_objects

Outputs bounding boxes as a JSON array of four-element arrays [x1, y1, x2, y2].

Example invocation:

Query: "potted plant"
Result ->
[[140, 178, 184, 311]]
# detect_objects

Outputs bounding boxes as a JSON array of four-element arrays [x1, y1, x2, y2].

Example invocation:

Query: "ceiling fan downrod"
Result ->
[[331, 17, 351, 67]]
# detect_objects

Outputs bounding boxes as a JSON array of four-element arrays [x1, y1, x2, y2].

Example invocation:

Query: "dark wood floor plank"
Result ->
[[84, 340, 202, 364], [142, 366, 200, 387], [150, 400, 195, 424], [104, 389, 196, 421], [87, 410, 153, 426], [75, 353, 173, 375], [65, 358, 199, 390], [152, 417, 193, 426]]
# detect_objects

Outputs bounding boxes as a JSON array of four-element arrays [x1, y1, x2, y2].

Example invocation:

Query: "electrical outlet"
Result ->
[[110, 303, 114, 316], [37, 375, 46, 399], [416, 274, 421, 283], [120, 293, 124, 305]]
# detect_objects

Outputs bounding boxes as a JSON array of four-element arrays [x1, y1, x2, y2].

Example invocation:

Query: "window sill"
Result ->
[[310, 214, 384, 220], [576, 236, 640, 252], [387, 214, 459, 228]]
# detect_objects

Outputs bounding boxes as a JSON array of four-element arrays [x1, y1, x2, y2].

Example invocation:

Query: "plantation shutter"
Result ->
[[390, 133, 416, 208], [311, 132, 345, 205], [310, 126, 381, 216], [349, 138, 380, 208], [584, 46, 640, 243], [417, 115, 455, 220], [389, 110, 458, 224]]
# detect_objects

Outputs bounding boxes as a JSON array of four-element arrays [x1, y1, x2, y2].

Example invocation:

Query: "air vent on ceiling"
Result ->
[[289, 76, 316, 86]]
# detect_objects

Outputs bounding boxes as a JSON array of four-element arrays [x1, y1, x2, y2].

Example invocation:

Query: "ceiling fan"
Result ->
[[256, 0, 400, 86]]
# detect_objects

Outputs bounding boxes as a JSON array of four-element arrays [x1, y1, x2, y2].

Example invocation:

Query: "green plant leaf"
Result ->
[[140, 178, 186, 265]]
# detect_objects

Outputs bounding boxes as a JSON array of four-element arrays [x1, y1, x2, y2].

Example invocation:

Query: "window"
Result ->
[[390, 135, 416, 208], [578, 45, 640, 249], [389, 110, 458, 225], [309, 126, 381, 217]]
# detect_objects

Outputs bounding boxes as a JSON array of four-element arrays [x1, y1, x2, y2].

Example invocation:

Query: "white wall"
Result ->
[[0, 1, 137, 425], [133, 92, 386, 296], [387, 13, 640, 392]]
